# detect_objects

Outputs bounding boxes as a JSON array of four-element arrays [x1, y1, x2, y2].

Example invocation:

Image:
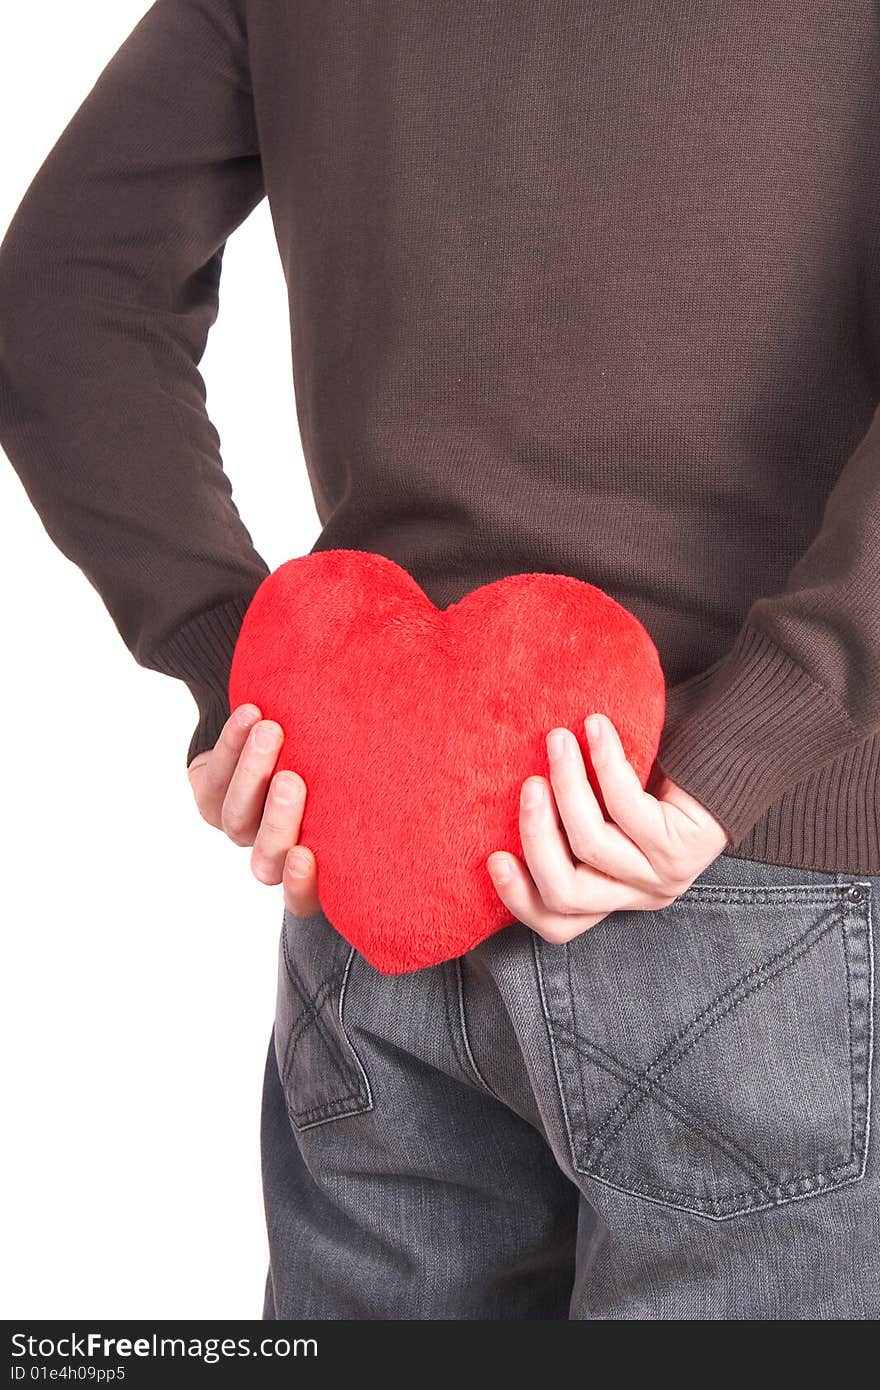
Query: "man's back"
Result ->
[[251, 0, 878, 645], [3, 0, 880, 871], [3, 0, 880, 1323]]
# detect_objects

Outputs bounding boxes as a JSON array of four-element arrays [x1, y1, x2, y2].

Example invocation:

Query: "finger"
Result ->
[[517, 772, 665, 915], [486, 850, 609, 944], [282, 844, 321, 916], [189, 704, 262, 827], [250, 771, 307, 885], [584, 713, 669, 857], [489, 829, 675, 920], [517, 774, 654, 917], [517, 775, 583, 914], [546, 726, 657, 885], [660, 775, 732, 843], [220, 718, 285, 846]]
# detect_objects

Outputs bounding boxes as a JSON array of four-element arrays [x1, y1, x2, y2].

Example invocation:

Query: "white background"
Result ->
[[0, 2, 320, 1318]]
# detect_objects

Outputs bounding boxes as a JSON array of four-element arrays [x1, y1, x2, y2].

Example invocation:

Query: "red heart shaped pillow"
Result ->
[[228, 549, 665, 974]]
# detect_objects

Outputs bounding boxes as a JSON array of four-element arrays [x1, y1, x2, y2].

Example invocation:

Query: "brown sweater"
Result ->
[[2, 0, 880, 874]]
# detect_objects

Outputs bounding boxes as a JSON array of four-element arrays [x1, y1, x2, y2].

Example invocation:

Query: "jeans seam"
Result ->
[[532, 934, 813, 1218], [534, 886, 874, 1220], [453, 958, 502, 1100], [566, 940, 592, 1149], [863, 891, 876, 1178], [589, 909, 839, 1161], [843, 910, 857, 1163], [279, 970, 344, 1083], [840, 886, 874, 1180], [567, 1157, 864, 1219], [281, 924, 358, 1098], [553, 1023, 777, 1187], [280, 923, 371, 1128], [533, 932, 582, 1180], [669, 885, 846, 906], [290, 947, 374, 1130], [594, 920, 837, 1165]]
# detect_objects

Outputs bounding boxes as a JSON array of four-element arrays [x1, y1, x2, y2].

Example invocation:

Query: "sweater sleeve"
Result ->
[[0, 0, 272, 766], [655, 408, 880, 848]]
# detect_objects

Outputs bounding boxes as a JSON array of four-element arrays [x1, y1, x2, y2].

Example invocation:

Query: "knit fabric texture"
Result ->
[[2, 1, 880, 872]]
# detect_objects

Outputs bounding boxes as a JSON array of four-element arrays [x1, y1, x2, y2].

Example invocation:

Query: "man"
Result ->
[[1, 0, 877, 1319]]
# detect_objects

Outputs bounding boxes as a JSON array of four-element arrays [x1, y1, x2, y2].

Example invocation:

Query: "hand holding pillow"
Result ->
[[202, 549, 727, 972], [484, 709, 729, 943]]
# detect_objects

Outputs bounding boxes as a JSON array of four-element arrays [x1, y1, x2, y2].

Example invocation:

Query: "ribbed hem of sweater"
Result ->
[[145, 598, 880, 873], [145, 594, 256, 765], [656, 622, 880, 874], [721, 736, 880, 872]]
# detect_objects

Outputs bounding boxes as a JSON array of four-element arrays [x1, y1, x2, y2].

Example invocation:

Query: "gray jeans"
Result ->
[[260, 851, 878, 1319]]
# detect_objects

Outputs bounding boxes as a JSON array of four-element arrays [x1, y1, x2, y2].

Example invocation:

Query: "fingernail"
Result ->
[[254, 721, 282, 751], [521, 778, 544, 808], [488, 855, 512, 883], [274, 770, 303, 799], [288, 849, 312, 877], [237, 705, 261, 727], [547, 729, 567, 760], [586, 715, 602, 743]]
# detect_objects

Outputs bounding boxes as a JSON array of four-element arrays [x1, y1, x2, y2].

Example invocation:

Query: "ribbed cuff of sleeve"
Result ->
[[145, 594, 256, 766], [655, 623, 862, 848]]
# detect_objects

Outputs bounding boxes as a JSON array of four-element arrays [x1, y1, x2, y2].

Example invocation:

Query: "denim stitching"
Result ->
[[843, 912, 857, 1164], [443, 957, 500, 1096], [293, 947, 374, 1130], [553, 1023, 777, 1186], [338, 946, 373, 1109], [565, 941, 592, 1151], [289, 1089, 369, 1127], [572, 1156, 863, 1218], [438, 958, 469, 1088], [534, 888, 873, 1219], [454, 958, 502, 1100], [586, 901, 874, 1210], [839, 890, 874, 1174], [593, 919, 837, 1164], [280, 969, 345, 1083], [601, 1158, 859, 1206], [589, 909, 838, 1159], [860, 891, 875, 1177], [279, 923, 369, 1123], [668, 885, 845, 906], [530, 937, 799, 1218], [280, 926, 358, 1096], [556, 1024, 853, 1202], [281, 919, 351, 1080], [532, 931, 582, 1164]]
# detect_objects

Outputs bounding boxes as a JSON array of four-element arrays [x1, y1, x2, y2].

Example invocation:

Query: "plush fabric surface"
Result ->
[[228, 549, 665, 973]]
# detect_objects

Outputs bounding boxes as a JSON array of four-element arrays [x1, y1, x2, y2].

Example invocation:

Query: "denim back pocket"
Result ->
[[274, 907, 373, 1131], [534, 879, 874, 1220]]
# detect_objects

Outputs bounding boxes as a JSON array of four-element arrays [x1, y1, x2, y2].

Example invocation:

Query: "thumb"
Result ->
[[282, 845, 321, 917]]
